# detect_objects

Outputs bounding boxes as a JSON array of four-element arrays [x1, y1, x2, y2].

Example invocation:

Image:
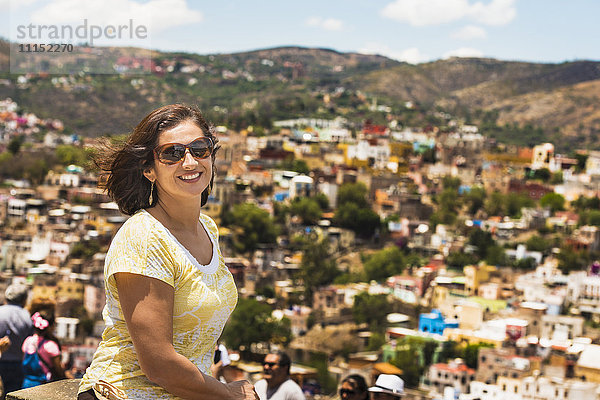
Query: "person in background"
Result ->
[[367, 375, 404, 400], [0, 283, 33, 399], [211, 341, 231, 382], [21, 309, 66, 388], [77, 104, 257, 400], [254, 351, 305, 400], [339, 374, 369, 400]]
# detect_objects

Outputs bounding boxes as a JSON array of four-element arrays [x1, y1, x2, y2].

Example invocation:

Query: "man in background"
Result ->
[[368, 374, 404, 399], [0, 283, 33, 398], [254, 351, 305, 400]]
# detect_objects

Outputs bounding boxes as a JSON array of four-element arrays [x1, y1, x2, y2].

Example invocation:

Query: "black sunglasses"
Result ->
[[154, 137, 214, 165], [340, 388, 356, 396], [263, 362, 278, 368]]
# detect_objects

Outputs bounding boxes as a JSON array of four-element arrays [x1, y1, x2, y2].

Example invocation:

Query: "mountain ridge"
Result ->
[[0, 40, 598, 150]]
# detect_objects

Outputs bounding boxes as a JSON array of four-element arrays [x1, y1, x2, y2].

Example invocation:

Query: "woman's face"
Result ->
[[340, 381, 366, 400], [144, 120, 213, 205]]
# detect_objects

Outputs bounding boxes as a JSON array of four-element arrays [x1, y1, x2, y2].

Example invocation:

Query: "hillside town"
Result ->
[[2, 95, 600, 400]]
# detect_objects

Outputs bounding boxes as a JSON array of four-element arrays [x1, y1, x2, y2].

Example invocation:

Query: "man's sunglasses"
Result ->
[[154, 137, 214, 165], [263, 362, 278, 368], [339, 388, 356, 396]]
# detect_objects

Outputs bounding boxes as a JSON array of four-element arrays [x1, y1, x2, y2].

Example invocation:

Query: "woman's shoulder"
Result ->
[[114, 210, 163, 241], [21, 335, 37, 352], [199, 213, 219, 237]]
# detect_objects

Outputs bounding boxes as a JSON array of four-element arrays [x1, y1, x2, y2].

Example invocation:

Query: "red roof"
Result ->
[[431, 363, 475, 374]]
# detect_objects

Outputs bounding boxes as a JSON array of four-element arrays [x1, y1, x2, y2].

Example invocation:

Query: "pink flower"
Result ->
[[31, 312, 49, 330]]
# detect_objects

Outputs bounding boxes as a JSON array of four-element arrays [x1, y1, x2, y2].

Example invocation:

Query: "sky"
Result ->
[[1, 0, 599, 64]]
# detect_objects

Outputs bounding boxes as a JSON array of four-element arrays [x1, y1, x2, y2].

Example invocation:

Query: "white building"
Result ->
[[567, 271, 600, 313], [289, 175, 313, 198], [460, 376, 599, 400], [346, 140, 391, 169]]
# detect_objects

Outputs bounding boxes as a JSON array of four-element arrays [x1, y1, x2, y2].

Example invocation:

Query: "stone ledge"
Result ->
[[6, 379, 80, 400]]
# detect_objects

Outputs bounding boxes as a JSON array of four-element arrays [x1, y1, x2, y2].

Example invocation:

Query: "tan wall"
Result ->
[[575, 366, 600, 383]]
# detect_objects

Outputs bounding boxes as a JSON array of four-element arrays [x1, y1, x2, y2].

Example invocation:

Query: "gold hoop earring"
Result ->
[[149, 181, 154, 205]]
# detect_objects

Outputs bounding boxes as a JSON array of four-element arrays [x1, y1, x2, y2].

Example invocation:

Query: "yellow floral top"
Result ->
[[79, 209, 238, 399]]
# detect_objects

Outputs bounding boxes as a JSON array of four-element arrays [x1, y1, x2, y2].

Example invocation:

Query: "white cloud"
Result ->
[[469, 0, 516, 26], [443, 47, 484, 58], [359, 43, 430, 64], [29, 0, 202, 33], [452, 25, 487, 39], [381, 0, 515, 26], [306, 16, 343, 31]]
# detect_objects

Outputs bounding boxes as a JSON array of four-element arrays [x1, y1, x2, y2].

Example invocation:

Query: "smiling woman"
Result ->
[[77, 104, 257, 400]]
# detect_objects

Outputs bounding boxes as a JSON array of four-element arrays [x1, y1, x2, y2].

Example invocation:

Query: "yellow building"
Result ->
[[32, 283, 58, 304], [57, 280, 85, 302], [444, 327, 505, 348], [464, 264, 496, 296], [575, 344, 600, 383]]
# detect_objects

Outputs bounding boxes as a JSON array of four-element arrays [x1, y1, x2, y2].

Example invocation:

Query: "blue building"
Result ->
[[418, 309, 458, 335]]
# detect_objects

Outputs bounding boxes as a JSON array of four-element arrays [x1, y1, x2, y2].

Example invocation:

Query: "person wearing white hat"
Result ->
[[368, 374, 404, 399]]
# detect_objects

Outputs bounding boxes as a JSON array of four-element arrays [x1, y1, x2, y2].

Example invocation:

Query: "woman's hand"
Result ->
[[226, 380, 259, 400]]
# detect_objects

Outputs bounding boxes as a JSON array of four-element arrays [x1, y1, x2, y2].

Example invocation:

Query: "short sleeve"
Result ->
[[106, 214, 175, 288]]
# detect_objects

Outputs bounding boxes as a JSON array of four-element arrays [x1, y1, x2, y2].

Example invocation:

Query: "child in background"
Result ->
[[21, 309, 66, 388]]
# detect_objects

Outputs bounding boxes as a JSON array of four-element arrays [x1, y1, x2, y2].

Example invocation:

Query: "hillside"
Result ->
[[0, 40, 598, 150]]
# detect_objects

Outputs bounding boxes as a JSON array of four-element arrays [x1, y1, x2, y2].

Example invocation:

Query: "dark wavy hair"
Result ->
[[32, 309, 62, 351], [96, 104, 220, 215], [341, 374, 369, 400]]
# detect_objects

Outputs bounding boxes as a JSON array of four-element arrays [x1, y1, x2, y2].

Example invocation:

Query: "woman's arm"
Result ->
[[115, 272, 255, 400], [49, 355, 66, 380]]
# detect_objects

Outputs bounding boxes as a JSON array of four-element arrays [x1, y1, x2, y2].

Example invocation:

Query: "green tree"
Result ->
[[540, 193, 566, 212], [550, 171, 563, 184], [24, 159, 49, 185], [580, 210, 600, 226], [526, 235, 551, 252], [573, 196, 600, 211], [299, 240, 339, 305], [464, 187, 486, 215], [462, 343, 494, 369], [337, 182, 369, 209], [484, 191, 505, 216], [7, 136, 24, 155], [55, 145, 89, 167], [505, 193, 534, 218], [291, 159, 310, 174], [468, 229, 496, 259], [312, 193, 330, 211], [352, 292, 392, 332], [290, 197, 322, 225], [514, 257, 537, 270], [227, 203, 278, 254], [574, 153, 589, 173], [557, 245, 590, 274], [334, 202, 381, 238], [442, 176, 461, 191], [485, 245, 507, 266], [446, 251, 477, 270], [363, 246, 406, 282], [531, 168, 551, 182], [222, 298, 291, 351], [70, 240, 101, 259]]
